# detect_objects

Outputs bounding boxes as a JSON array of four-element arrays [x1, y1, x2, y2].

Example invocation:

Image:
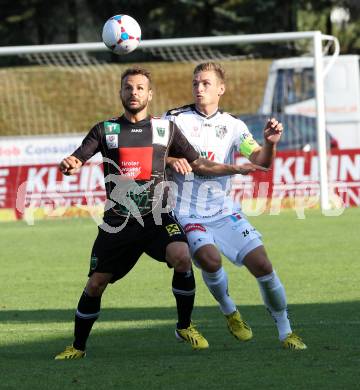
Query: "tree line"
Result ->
[[0, 0, 359, 53]]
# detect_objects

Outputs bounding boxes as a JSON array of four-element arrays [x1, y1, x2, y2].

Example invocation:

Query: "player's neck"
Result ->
[[123, 109, 148, 123], [195, 104, 219, 117]]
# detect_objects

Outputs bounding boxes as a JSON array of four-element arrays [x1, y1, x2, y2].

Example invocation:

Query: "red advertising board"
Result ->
[[232, 149, 360, 210], [0, 149, 359, 221], [0, 163, 105, 221]]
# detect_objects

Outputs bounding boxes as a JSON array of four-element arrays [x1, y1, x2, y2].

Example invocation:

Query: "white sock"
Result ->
[[257, 270, 292, 341], [201, 267, 236, 315]]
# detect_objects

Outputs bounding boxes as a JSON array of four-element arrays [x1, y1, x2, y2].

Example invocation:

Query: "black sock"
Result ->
[[172, 269, 195, 329], [73, 290, 101, 351]]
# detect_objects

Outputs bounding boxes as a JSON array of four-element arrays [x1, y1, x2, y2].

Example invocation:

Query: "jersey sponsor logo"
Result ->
[[187, 208, 226, 219], [104, 122, 121, 135], [131, 128, 143, 133], [165, 223, 181, 236], [199, 150, 216, 161], [106, 134, 118, 149], [215, 125, 227, 139], [118, 146, 153, 180], [230, 213, 242, 222], [184, 223, 206, 233]]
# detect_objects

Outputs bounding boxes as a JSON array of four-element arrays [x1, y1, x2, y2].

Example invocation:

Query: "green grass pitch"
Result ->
[[1, 208, 359, 389]]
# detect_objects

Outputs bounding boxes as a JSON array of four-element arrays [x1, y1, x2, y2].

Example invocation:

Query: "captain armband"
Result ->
[[239, 136, 260, 158]]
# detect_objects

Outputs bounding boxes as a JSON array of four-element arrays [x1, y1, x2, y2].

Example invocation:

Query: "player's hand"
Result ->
[[167, 157, 192, 175], [59, 155, 83, 176], [234, 162, 270, 175], [264, 117, 283, 145]]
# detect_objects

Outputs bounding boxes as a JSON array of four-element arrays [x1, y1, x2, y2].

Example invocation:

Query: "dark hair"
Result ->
[[120, 66, 152, 88], [193, 62, 225, 83]]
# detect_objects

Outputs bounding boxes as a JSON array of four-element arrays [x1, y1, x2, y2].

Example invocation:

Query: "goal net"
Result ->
[[0, 32, 343, 221], [0, 47, 271, 137]]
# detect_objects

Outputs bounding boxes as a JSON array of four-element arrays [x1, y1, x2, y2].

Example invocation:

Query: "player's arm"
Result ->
[[191, 158, 269, 175], [166, 156, 268, 176], [248, 117, 283, 168], [59, 125, 101, 176], [167, 123, 268, 176]]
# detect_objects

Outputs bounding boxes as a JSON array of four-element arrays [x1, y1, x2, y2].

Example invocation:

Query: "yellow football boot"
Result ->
[[282, 333, 307, 350], [225, 310, 253, 341], [175, 323, 209, 350], [54, 345, 86, 360]]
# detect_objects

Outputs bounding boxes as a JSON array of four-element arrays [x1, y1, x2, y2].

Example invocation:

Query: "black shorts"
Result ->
[[88, 212, 188, 283]]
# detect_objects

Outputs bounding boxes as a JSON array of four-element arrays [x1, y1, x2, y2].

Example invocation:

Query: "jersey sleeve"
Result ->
[[72, 124, 101, 163], [168, 123, 199, 163], [161, 111, 170, 120], [235, 120, 260, 159]]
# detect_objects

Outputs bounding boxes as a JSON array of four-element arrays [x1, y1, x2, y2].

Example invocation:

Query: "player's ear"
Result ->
[[218, 83, 225, 96], [148, 88, 153, 102]]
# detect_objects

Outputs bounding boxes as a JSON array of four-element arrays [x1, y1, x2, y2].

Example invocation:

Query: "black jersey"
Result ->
[[72, 115, 198, 219]]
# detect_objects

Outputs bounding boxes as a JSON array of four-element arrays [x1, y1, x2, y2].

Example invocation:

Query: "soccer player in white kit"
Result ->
[[164, 62, 306, 349]]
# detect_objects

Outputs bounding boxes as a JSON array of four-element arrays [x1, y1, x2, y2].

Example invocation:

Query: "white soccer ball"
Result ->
[[102, 14, 141, 55]]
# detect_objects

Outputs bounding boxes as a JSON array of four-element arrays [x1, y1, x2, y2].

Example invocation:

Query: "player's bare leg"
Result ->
[[166, 242, 209, 349], [195, 244, 252, 341], [243, 246, 306, 349]]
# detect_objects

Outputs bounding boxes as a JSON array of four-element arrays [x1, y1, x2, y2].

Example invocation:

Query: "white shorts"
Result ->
[[180, 211, 263, 266]]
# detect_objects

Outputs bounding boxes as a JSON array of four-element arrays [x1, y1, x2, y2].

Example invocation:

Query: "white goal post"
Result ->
[[0, 31, 340, 211]]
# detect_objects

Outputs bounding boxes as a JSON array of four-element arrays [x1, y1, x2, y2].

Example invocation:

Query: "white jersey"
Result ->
[[164, 104, 260, 221]]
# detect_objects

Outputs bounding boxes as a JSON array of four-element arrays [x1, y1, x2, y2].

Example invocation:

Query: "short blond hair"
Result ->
[[193, 62, 225, 83]]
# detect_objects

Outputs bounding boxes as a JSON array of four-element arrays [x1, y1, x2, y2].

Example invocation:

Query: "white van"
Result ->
[[259, 55, 360, 149]]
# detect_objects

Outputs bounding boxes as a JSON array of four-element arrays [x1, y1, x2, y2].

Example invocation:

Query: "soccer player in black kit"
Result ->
[[55, 67, 260, 359]]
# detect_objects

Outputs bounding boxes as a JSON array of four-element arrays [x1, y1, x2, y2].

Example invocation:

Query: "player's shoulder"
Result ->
[[151, 115, 172, 122], [93, 117, 122, 134], [98, 116, 121, 126], [165, 104, 195, 117], [150, 116, 172, 126], [221, 111, 248, 129], [219, 110, 240, 122]]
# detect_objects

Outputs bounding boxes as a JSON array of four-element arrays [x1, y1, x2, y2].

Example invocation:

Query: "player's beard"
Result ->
[[121, 97, 148, 114]]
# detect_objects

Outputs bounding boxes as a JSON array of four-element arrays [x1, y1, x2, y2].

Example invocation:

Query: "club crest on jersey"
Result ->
[[191, 126, 200, 137], [152, 119, 170, 145], [106, 134, 118, 149], [104, 122, 121, 135], [90, 255, 98, 271], [156, 127, 165, 137], [215, 125, 227, 139]]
